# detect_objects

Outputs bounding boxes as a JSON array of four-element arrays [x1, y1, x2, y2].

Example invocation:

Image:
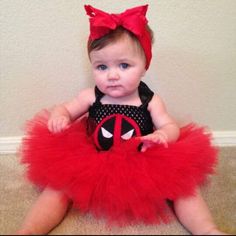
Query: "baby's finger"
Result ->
[[47, 119, 53, 132], [56, 118, 68, 133], [52, 119, 60, 133], [50, 118, 62, 133], [158, 136, 168, 148], [48, 119, 58, 133], [140, 142, 152, 152], [139, 134, 155, 142], [61, 119, 70, 131]]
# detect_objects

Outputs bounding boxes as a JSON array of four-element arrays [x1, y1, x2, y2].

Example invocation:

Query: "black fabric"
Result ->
[[88, 81, 154, 137]]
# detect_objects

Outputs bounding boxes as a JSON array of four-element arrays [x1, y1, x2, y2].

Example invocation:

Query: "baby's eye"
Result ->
[[120, 63, 129, 69], [97, 64, 107, 71]]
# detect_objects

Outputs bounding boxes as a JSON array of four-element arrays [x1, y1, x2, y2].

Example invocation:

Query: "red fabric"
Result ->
[[84, 5, 152, 69], [20, 110, 218, 226]]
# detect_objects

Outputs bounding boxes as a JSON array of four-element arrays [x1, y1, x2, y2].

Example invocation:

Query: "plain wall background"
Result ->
[[1, 0, 236, 136]]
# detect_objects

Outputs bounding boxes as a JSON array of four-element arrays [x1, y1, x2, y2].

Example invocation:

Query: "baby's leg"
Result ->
[[16, 187, 70, 235], [174, 188, 226, 235]]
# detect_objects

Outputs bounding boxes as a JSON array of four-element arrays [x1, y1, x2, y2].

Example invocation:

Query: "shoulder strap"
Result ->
[[94, 86, 104, 104], [139, 81, 154, 108]]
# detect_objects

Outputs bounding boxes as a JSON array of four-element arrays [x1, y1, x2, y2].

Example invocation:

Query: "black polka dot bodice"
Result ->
[[88, 81, 154, 137]]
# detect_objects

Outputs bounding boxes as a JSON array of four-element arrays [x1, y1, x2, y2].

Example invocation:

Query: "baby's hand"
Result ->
[[139, 130, 168, 152], [48, 114, 71, 133]]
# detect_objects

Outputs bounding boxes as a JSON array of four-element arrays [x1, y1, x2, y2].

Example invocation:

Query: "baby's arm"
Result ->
[[140, 95, 180, 152], [48, 88, 95, 133]]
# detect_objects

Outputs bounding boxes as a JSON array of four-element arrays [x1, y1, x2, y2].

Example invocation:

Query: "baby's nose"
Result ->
[[108, 69, 120, 80]]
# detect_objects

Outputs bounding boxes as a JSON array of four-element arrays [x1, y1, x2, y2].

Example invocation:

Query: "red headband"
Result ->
[[84, 5, 152, 69]]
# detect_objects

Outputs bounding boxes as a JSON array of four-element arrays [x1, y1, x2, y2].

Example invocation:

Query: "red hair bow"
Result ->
[[84, 5, 152, 69]]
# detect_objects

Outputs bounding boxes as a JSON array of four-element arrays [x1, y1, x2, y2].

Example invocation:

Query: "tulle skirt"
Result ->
[[20, 109, 218, 225]]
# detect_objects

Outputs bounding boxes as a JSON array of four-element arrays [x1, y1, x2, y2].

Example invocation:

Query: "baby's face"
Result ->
[[90, 35, 146, 100]]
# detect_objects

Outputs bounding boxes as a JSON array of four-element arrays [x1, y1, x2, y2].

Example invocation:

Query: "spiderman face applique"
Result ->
[[93, 114, 141, 150]]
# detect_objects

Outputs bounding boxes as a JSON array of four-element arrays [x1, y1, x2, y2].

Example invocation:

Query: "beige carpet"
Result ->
[[0, 147, 236, 235]]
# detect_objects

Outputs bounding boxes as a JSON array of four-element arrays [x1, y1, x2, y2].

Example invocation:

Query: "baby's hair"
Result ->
[[87, 25, 154, 56]]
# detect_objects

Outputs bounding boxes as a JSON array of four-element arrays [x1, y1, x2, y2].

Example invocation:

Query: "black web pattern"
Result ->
[[89, 103, 154, 136]]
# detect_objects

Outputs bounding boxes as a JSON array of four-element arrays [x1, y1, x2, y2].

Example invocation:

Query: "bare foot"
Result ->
[[204, 227, 229, 235], [16, 229, 33, 235]]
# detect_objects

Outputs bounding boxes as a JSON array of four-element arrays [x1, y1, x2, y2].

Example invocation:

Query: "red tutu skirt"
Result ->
[[20, 110, 218, 225]]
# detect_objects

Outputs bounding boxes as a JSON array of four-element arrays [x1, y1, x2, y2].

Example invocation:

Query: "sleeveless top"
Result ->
[[88, 81, 154, 150]]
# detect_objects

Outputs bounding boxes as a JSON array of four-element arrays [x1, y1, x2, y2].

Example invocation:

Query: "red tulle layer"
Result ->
[[20, 110, 218, 225]]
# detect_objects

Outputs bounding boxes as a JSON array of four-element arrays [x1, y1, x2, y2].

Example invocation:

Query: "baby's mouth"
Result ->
[[107, 85, 122, 89]]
